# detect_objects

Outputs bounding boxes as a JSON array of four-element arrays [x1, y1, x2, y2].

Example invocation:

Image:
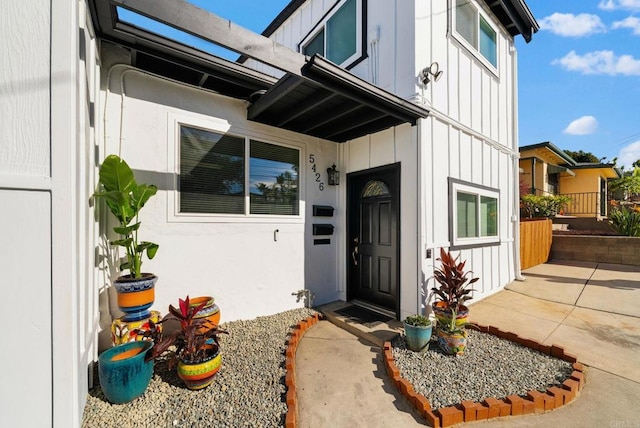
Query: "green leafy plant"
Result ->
[[431, 248, 479, 313], [140, 296, 228, 366], [609, 206, 640, 237], [435, 307, 469, 334], [520, 194, 571, 218], [404, 314, 432, 327], [93, 154, 159, 278]]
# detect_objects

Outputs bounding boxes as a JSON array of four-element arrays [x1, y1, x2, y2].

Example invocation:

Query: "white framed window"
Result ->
[[452, 0, 498, 69], [449, 178, 499, 248], [175, 121, 301, 219], [300, 0, 364, 68]]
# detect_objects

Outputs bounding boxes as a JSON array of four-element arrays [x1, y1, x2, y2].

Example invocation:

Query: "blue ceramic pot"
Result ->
[[404, 322, 433, 352], [98, 341, 154, 404]]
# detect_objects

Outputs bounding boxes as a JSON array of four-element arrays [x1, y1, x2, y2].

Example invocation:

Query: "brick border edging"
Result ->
[[283, 313, 323, 428], [383, 324, 587, 427]]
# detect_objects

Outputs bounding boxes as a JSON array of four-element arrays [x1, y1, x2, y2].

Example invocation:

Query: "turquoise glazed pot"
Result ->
[[98, 341, 154, 404], [403, 322, 433, 352]]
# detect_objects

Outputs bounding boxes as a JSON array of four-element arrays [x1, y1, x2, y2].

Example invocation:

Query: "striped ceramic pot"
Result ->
[[435, 326, 468, 356], [177, 348, 222, 390], [190, 296, 221, 331], [114, 274, 157, 322], [432, 301, 469, 328]]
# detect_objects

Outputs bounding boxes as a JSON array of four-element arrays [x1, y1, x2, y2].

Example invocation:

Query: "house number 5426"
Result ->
[[309, 154, 324, 191]]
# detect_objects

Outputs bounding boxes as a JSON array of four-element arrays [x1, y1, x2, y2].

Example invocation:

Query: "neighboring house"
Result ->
[[1, 0, 537, 426], [520, 142, 622, 218]]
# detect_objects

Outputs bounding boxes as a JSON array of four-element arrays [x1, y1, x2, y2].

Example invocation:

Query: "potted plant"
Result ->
[[98, 340, 154, 404], [431, 248, 479, 355], [434, 307, 470, 356], [141, 296, 228, 390], [403, 314, 433, 352], [93, 154, 159, 322]]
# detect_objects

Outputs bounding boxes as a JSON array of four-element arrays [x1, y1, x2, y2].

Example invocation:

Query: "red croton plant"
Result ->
[[136, 296, 227, 367], [431, 248, 479, 313]]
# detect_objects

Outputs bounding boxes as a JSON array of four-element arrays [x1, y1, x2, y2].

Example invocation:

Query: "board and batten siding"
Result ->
[[1, 0, 100, 426], [415, 0, 520, 304], [421, 116, 517, 304], [99, 52, 340, 332]]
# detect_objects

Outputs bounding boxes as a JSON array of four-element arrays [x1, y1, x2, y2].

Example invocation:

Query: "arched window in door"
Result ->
[[361, 180, 390, 198]]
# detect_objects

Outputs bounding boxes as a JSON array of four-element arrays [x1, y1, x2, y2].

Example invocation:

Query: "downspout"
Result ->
[[511, 41, 525, 281], [531, 158, 536, 194], [417, 119, 424, 316]]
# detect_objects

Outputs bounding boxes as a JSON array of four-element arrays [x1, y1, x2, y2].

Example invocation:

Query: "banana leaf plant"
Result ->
[[93, 154, 159, 278]]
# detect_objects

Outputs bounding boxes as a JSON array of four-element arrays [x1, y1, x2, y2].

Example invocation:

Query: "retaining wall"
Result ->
[[551, 235, 640, 266]]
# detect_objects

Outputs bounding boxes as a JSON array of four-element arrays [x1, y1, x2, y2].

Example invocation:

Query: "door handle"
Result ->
[[351, 237, 359, 266]]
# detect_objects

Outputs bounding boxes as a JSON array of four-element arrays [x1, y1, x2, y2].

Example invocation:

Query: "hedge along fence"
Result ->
[[520, 218, 553, 270]]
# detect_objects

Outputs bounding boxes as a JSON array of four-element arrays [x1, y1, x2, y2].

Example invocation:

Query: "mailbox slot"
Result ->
[[312, 224, 334, 235], [313, 205, 334, 217]]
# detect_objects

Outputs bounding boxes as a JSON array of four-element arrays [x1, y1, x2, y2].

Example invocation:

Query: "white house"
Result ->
[[0, 0, 537, 426]]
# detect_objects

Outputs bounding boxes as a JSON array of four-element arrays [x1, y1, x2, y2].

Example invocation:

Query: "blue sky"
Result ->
[[123, 0, 640, 168], [516, 0, 640, 168]]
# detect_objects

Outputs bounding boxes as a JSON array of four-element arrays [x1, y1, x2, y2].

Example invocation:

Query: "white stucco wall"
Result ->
[[99, 58, 341, 332]]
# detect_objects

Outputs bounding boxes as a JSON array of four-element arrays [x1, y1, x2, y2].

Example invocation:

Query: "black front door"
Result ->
[[347, 164, 400, 313]]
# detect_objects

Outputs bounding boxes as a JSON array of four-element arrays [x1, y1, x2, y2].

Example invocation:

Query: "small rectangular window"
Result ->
[[303, 30, 325, 57], [326, 0, 357, 65], [301, 0, 361, 67], [179, 125, 300, 217], [479, 16, 497, 67], [454, 0, 498, 69], [450, 178, 500, 248]]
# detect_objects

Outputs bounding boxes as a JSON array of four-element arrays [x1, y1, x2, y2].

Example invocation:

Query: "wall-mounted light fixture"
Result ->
[[419, 62, 444, 87], [327, 164, 339, 186]]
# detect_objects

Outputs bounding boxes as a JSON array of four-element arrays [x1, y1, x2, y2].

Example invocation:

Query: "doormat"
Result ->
[[334, 305, 393, 327]]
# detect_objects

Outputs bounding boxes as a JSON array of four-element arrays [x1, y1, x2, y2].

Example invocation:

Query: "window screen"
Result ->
[[180, 126, 245, 214]]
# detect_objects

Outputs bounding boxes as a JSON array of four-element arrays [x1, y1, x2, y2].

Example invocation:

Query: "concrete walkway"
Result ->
[[296, 261, 640, 427]]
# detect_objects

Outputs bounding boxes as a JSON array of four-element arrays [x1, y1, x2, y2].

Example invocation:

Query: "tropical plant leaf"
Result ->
[[132, 184, 158, 212], [98, 154, 137, 194], [111, 238, 133, 247], [113, 222, 141, 235]]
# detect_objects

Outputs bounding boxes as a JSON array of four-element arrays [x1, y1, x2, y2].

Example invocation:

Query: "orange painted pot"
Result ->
[[177, 349, 222, 390], [114, 274, 157, 322], [190, 296, 221, 330]]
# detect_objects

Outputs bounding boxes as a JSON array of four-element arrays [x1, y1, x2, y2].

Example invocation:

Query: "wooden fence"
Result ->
[[520, 218, 552, 270]]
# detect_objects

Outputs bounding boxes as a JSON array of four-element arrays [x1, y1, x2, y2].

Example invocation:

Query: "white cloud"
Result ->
[[553, 50, 640, 75], [599, 0, 640, 11], [618, 140, 640, 168], [563, 116, 599, 135], [539, 13, 606, 37], [612, 16, 640, 35]]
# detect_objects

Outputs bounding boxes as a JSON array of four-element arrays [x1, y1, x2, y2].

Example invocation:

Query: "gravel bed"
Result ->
[[392, 329, 573, 409], [82, 308, 316, 428]]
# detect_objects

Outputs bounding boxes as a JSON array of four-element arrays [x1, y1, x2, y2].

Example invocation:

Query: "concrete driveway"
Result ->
[[296, 261, 640, 427]]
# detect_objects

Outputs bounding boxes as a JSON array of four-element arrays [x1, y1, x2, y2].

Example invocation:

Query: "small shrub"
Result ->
[[609, 206, 640, 237], [404, 314, 431, 327], [520, 194, 571, 218]]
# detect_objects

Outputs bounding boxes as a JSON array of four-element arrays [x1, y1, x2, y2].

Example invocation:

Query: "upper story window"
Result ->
[[179, 125, 300, 217], [301, 0, 364, 68], [454, 0, 498, 68], [449, 178, 499, 248]]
